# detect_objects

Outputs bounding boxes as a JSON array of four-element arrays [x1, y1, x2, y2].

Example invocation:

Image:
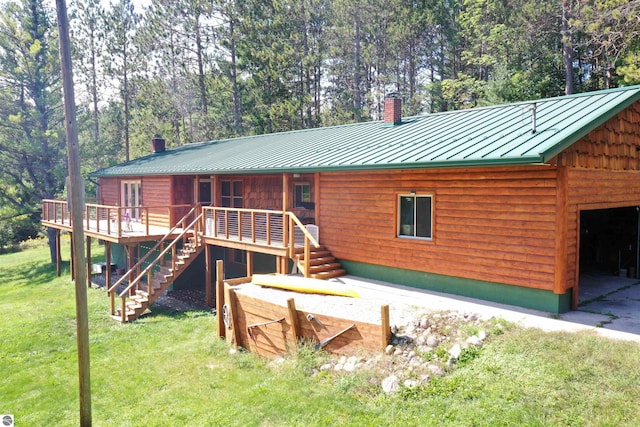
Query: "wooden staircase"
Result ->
[[293, 245, 346, 279], [108, 208, 204, 322], [112, 236, 203, 322]]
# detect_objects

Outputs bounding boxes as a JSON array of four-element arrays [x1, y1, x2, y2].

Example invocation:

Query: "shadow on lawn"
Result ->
[[3, 260, 70, 287]]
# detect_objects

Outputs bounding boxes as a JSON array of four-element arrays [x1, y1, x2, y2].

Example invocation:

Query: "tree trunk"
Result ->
[[353, 6, 362, 121], [562, 0, 574, 95]]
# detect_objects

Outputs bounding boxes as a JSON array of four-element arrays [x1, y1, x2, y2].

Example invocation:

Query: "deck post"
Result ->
[[86, 236, 91, 288], [314, 172, 320, 232], [205, 245, 212, 307], [129, 244, 137, 294], [56, 229, 62, 276], [216, 260, 225, 338], [282, 173, 290, 212], [381, 304, 391, 351], [105, 241, 112, 292], [246, 251, 254, 277]]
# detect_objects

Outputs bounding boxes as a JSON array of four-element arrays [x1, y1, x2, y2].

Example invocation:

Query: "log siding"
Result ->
[[318, 166, 559, 292]]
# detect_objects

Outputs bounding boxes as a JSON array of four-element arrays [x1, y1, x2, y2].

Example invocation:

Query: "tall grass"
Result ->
[[2, 242, 640, 426]]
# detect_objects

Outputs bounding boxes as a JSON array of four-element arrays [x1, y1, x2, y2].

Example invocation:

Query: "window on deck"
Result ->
[[398, 194, 432, 239], [221, 180, 243, 208], [294, 183, 311, 208]]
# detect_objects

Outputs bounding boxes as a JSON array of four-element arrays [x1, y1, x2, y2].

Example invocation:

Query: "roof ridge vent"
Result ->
[[384, 92, 402, 126]]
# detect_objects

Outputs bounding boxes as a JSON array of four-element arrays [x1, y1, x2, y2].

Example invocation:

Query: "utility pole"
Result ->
[[55, 0, 92, 425]]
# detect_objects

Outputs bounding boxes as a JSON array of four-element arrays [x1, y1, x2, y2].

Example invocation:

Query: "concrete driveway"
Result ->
[[336, 274, 640, 344], [564, 272, 640, 336]]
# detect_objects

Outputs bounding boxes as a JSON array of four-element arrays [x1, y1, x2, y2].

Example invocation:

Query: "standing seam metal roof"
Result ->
[[91, 85, 640, 177]]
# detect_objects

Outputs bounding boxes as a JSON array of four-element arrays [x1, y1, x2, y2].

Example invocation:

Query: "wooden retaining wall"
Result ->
[[217, 273, 391, 357]]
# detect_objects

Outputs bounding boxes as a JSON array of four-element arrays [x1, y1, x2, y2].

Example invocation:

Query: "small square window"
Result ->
[[398, 194, 432, 239]]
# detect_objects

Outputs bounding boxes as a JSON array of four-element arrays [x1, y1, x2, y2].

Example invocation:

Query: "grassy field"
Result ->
[[2, 240, 640, 426]]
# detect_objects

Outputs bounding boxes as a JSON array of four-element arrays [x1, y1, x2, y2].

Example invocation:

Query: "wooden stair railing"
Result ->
[[286, 214, 346, 280], [200, 206, 346, 280], [107, 208, 204, 322]]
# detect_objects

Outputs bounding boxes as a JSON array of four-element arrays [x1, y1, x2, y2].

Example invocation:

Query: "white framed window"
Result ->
[[294, 183, 311, 208], [398, 194, 432, 239], [121, 180, 141, 220]]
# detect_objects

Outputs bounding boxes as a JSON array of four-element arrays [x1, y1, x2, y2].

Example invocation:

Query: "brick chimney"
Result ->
[[151, 134, 166, 153], [384, 92, 402, 126]]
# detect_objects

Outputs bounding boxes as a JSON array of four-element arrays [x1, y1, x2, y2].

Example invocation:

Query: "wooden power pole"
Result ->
[[55, 0, 92, 425]]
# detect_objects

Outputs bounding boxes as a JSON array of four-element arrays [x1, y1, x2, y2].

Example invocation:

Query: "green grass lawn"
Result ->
[[2, 240, 640, 426]]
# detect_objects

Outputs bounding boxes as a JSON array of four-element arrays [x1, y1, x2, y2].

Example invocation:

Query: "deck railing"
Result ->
[[41, 199, 193, 238], [202, 206, 320, 276]]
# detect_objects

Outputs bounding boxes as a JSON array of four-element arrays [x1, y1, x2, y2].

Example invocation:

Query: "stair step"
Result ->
[[296, 250, 331, 261], [310, 269, 346, 280], [293, 245, 325, 254], [112, 309, 136, 321], [153, 273, 169, 283], [126, 301, 143, 310], [305, 256, 335, 266], [130, 293, 148, 302], [309, 263, 342, 273]]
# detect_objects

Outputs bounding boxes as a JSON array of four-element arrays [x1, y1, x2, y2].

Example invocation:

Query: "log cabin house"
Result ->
[[42, 86, 640, 321]]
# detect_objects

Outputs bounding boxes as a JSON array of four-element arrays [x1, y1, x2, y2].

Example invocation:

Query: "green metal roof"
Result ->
[[91, 85, 640, 177]]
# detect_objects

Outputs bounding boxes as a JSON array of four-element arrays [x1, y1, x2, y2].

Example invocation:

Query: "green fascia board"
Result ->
[[341, 260, 572, 314]]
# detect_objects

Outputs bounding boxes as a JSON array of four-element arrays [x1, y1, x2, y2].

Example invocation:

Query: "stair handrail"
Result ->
[[111, 212, 204, 320], [106, 204, 200, 295], [287, 212, 321, 248], [117, 212, 204, 299], [286, 212, 321, 278]]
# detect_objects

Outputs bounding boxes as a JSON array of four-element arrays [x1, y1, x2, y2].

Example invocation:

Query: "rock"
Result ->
[[427, 364, 444, 376], [319, 363, 333, 372], [382, 375, 400, 394], [338, 355, 347, 365], [478, 330, 487, 341], [466, 335, 481, 346], [448, 343, 462, 359], [419, 317, 430, 329], [393, 348, 403, 356], [416, 345, 427, 354], [343, 362, 356, 372], [415, 335, 426, 346], [426, 335, 440, 347], [419, 374, 430, 383], [229, 348, 237, 355], [385, 344, 395, 355], [334, 363, 343, 371], [410, 356, 422, 366]]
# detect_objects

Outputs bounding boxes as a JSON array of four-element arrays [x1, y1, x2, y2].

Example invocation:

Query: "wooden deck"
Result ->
[[42, 200, 319, 254], [42, 200, 195, 243], [201, 206, 319, 256]]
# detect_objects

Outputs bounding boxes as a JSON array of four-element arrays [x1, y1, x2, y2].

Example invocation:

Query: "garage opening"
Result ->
[[579, 206, 640, 302]]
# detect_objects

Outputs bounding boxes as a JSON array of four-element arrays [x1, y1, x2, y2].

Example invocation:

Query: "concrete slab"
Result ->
[[573, 273, 640, 335], [330, 274, 640, 344]]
